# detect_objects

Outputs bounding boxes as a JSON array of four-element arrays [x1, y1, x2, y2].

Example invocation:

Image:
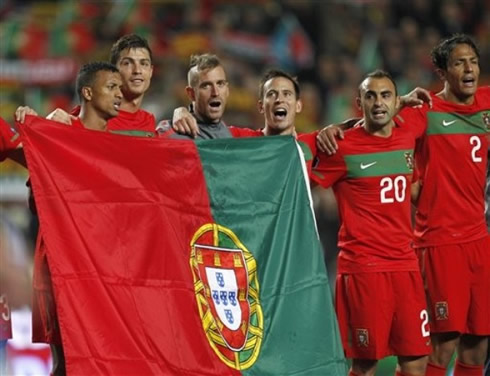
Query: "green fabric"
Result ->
[[344, 149, 414, 178], [427, 111, 488, 135], [196, 137, 347, 375]]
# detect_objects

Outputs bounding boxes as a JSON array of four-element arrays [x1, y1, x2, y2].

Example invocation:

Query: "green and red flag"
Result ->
[[19, 116, 347, 375]]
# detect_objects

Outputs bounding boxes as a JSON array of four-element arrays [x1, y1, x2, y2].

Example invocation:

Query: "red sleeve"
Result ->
[[297, 131, 318, 157], [296, 132, 318, 178], [310, 147, 347, 189], [229, 126, 264, 138], [397, 106, 428, 140], [0, 117, 21, 161]]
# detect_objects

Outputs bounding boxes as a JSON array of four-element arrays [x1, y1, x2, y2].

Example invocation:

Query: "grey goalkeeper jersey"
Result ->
[[157, 118, 232, 140]]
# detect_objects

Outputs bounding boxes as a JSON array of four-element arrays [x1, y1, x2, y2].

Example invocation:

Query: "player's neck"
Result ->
[[120, 95, 143, 113], [437, 86, 475, 105], [264, 125, 296, 137], [363, 121, 393, 138], [194, 111, 221, 125], [79, 107, 108, 131]]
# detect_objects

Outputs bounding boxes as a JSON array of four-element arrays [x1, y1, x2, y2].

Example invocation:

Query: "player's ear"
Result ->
[[435, 68, 446, 82], [81, 86, 92, 101], [295, 99, 303, 114], [257, 99, 264, 114], [185, 86, 195, 102], [356, 96, 361, 110]]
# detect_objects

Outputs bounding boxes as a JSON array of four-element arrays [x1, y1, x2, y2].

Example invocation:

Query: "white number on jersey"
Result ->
[[470, 136, 482, 163], [420, 309, 430, 337], [380, 176, 407, 203]]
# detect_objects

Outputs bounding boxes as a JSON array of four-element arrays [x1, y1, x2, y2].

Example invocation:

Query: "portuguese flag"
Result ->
[[20, 116, 347, 375]]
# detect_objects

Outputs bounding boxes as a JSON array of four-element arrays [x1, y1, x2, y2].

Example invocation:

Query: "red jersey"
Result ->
[[229, 126, 264, 138], [309, 125, 419, 274], [71, 106, 156, 134], [107, 108, 155, 134], [399, 86, 490, 247], [0, 117, 21, 161]]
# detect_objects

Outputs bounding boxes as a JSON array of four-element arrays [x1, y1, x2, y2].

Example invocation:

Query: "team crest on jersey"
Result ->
[[356, 329, 369, 347], [404, 152, 414, 170], [483, 112, 490, 130], [190, 223, 263, 370], [435, 302, 449, 320]]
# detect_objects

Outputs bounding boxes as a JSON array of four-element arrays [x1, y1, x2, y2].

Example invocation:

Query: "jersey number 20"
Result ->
[[380, 176, 407, 203]]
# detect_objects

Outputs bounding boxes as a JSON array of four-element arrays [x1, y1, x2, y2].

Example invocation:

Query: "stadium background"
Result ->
[[0, 0, 488, 375]]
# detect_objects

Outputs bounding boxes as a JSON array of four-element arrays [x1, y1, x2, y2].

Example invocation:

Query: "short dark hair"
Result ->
[[259, 69, 300, 99], [76, 61, 119, 101], [359, 69, 398, 96], [110, 34, 153, 65], [431, 34, 480, 70], [187, 54, 222, 87]]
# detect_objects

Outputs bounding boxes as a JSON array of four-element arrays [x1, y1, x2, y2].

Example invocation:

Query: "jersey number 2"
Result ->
[[420, 309, 430, 337], [470, 136, 482, 163]]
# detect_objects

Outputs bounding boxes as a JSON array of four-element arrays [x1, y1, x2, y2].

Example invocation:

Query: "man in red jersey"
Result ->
[[306, 70, 430, 376], [16, 34, 156, 135], [397, 34, 489, 376], [28, 61, 123, 376]]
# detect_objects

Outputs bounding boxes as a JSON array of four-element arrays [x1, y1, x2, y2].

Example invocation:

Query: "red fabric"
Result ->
[[31, 117, 81, 344], [107, 108, 156, 132], [416, 236, 490, 335], [229, 126, 264, 138], [30, 115, 139, 346], [453, 360, 483, 376], [399, 87, 490, 248], [0, 117, 21, 161], [335, 272, 430, 360], [19, 116, 239, 375]]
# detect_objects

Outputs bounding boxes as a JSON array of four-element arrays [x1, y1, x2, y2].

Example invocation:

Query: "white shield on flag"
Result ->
[[205, 267, 241, 331]]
